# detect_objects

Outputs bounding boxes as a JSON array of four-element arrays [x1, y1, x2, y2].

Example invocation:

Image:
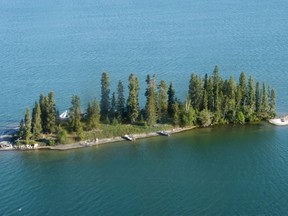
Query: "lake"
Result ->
[[0, 0, 288, 215]]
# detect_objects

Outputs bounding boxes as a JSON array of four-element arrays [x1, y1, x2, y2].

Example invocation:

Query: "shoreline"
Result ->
[[0, 126, 196, 152]]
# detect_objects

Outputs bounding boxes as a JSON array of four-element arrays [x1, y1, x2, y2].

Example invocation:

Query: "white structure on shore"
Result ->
[[59, 110, 69, 120], [269, 115, 288, 126]]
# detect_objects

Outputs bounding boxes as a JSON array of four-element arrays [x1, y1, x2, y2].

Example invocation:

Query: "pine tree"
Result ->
[[18, 119, 25, 140], [207, 76, 214, 111], [100, 72, 111, 122], [110, 92, 117, 120], [202, 90, 208, 110], [247, 76, 256, 116], [172, 101, 180, 126], [167, 82, 176, 118], [117, 80, 125, 122], [269, 88, 276, 118], [239, 72, 247, 107], [87, 98, 100, 130], [213, 65, 220, 112], [188, 73, 203, 110], [127, 74, 140, 124], [145, 75, 157, 126], [39, 94, 48, 133], [32, 102, 42, 139], [46, 92, 57, 133], [157, 80, 168, 123], [255, 82, 261, 113], [24, 108, 32, 142], [69, 95, 82, 132], [260, 82, 269, 116]]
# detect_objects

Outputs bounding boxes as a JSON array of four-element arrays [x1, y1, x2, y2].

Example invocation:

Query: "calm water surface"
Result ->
[[1, 124, 288, 215], [1, 0, 288, 215]]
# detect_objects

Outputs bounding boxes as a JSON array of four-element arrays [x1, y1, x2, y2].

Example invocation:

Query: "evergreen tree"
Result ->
[[69, 95, 82, 132], [269, 88, 276, 118], [158, 80, 168, 123], [46, 92, 57, 133], [167, 82, 176, 118], [100, 72, 111, 122], [188, 73, 203, 110], [207, 76, 214, 111], [145, 75, 157, 126], [213, 65, 220, 112], [110, 92, 117, 119], [247, 76, 256, 116], [18, 119, 25, 140], [32, 102, 42, 139], [39, 94, 48, 133], [117, 80, 125, 121], [239, 72, 247, 107], [126, 74, 140, 124], [260, 82, 269, 116], [202, 90, 208, 110], [86, 98, 100, 130], [255, 82, 261, 113], [24, 108, 32, 142], [172, 101, 180, 126]]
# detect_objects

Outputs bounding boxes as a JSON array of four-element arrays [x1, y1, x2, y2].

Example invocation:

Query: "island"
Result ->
[[0, 66, 277, 151]]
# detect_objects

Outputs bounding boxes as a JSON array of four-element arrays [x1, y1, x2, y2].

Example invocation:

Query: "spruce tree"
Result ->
[[260, 82, 269, 116], [32, 102, 42, 139], [39, 94, 48, 133], [158, 80, 168, 123], [255, 82, 261, 113], [47, 92, 57, 133], [239, 72, 247, 107], [188, 74, 203, 110], [126, 74, 140, 124], [110, 92, 117, 119], [269, 89, 276, 118], [247, 76, 256, 115], [167, 82, 176, 118], [202, 90, 208, 110], [145, 75, 157, 126], [207, 77, 214, 111], [24, 108, 32, 142], [69, 95, 82, 132], [100, 72, 111, 122], [86, 98, 100, 130], [18, 119, 25, 140], [117, 80, 125, 122], [213, 65, 220, 111]]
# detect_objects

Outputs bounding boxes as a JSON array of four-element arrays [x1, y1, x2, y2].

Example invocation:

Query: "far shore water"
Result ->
[[0, 126, 196, 152]]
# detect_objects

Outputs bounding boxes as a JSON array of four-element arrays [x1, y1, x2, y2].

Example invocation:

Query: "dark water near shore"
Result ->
[[1, 0, 288, 215], [1, 124, 288, 215]]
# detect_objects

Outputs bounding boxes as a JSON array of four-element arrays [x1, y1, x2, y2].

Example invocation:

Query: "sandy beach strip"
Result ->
[[34, 126, 196, 151]]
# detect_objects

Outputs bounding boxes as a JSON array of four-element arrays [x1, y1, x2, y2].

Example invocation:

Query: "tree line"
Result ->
[[18, 66, 276, 144]]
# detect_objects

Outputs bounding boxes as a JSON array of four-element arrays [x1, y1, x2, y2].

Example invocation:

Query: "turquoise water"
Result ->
[[1, 0, 288, 215], [1, 0, 288, 132], [1, 124, 288, 215]]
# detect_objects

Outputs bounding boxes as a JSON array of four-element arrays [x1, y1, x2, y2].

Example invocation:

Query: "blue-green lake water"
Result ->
[[1, 0, 288, 215]]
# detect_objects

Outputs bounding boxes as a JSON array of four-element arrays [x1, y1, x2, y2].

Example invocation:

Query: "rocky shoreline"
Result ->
[[0, 126, 196, 151]]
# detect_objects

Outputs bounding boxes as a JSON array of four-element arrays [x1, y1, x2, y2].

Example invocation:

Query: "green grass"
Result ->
[[83, 123, 173, 140]]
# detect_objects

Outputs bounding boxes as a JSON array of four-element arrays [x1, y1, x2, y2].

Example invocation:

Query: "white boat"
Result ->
[[158, 131, 171, 136], [269, 116, 288, 126], [123, 134, 135, 141]]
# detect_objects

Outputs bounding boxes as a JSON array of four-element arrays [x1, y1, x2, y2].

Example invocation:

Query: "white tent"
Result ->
[[59, 110, 69, 119]]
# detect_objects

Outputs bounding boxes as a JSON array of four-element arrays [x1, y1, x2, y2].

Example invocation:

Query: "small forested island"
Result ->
[[8, 66, 276, 150]]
